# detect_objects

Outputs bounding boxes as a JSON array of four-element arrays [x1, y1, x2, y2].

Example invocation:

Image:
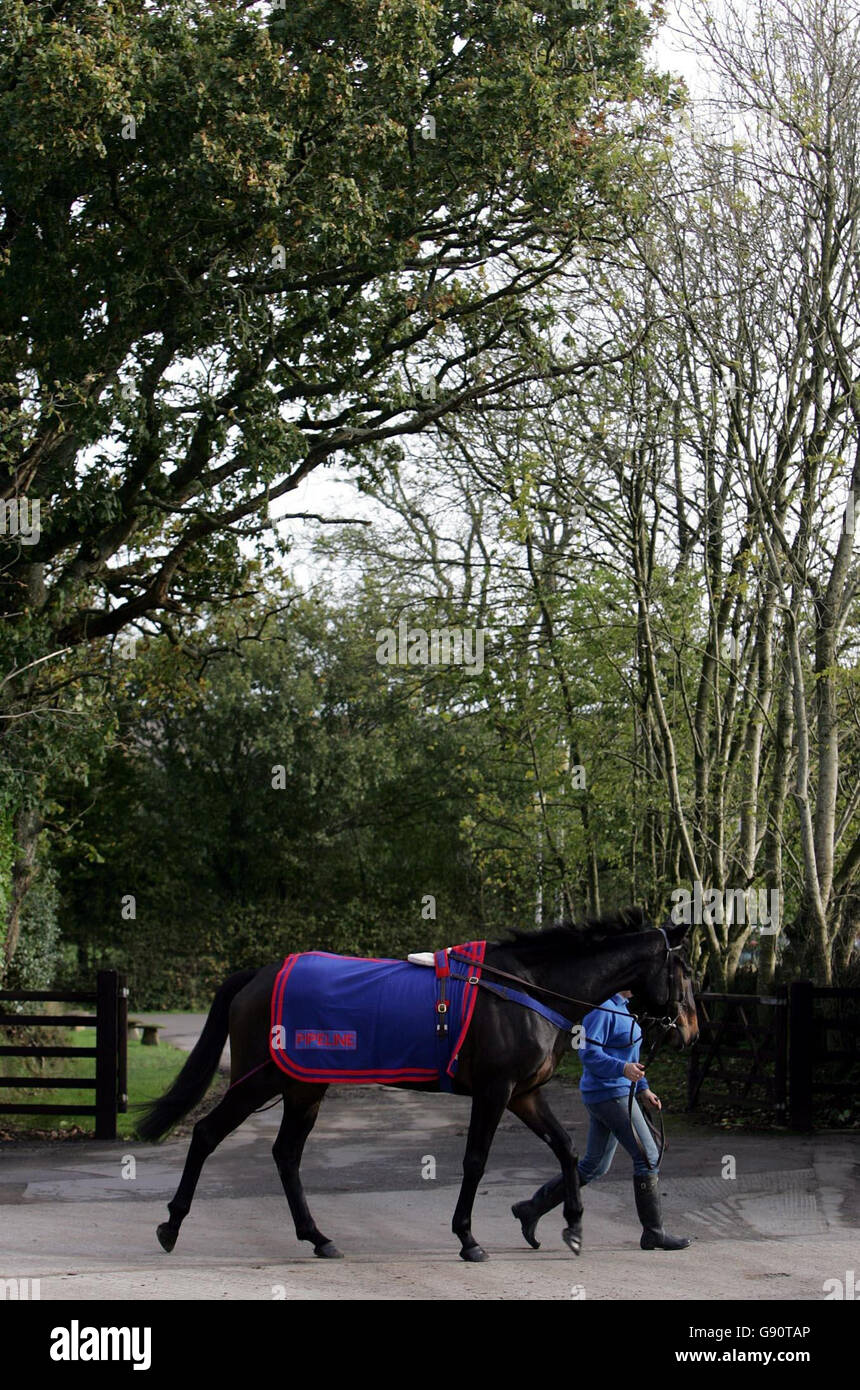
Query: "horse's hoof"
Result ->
[[314, 1241, 343, 1259], [562, 1227, 582, 1255], [459, 1244, 489, 1262], [156, 1223, 177, 1253]]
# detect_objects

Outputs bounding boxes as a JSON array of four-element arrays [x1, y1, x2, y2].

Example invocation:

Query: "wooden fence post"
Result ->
[[117, 974, 128, 1114], [788, 979, 814, 1131], [686, 1040, 700, 1110], [686, 997, 702, 1110], [772, 984, 788, 1123], [95, 971, 119, 1140]]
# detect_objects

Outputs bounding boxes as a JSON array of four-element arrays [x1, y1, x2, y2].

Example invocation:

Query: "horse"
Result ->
[[138, 908, 698, 1262]]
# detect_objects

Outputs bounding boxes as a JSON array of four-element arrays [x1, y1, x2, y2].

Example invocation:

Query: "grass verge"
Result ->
[[0, 1028, 188, 1141]]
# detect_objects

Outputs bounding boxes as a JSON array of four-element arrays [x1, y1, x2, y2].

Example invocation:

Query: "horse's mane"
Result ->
[[493, 906, 651, 962]]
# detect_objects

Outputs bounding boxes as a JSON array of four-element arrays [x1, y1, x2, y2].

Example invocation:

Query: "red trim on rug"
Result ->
[[434, 949, 450, 978], [446, 939, 486, 1078], [269, 952, 439, 1082], [269, 943, 487, 1086]]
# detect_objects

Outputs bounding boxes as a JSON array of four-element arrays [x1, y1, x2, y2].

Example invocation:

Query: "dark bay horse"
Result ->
[[139, 910, 698, 1261]]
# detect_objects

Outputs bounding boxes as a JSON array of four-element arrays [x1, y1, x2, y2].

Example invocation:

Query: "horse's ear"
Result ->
[[664, 921, 690, 947]]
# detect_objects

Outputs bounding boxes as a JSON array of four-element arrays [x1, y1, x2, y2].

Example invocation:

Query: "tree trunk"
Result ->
[[3, 805, 42, 975]]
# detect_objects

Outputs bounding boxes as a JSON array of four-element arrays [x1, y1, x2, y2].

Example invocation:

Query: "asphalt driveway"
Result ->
[[1, 1013, 857, 1300]]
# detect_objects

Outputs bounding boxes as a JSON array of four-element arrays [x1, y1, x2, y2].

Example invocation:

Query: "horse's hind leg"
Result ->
[[157, 1064, 279, 1253], [272, 1084, 341, 1259]]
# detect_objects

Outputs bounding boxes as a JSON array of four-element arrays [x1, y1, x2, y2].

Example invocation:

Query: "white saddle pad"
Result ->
[[406, 948, 452, 968]]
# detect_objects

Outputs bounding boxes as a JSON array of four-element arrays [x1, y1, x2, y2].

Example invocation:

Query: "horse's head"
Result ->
[[636, 921, 699, 1049]]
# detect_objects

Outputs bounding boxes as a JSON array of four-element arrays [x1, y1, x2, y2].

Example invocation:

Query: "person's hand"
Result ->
[[623, 1062, 645, 1082], [640, 1089, 662, 1110]]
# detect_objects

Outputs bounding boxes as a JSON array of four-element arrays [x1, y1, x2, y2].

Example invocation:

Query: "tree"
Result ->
[[1, 0, 673, 652], [56, 585, 497, 1002], [326, 0, 860, 985], [0, 0, 677, 966], [631, 0, 860, 982]]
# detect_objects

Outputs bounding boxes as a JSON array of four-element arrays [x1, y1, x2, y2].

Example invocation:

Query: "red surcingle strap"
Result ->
[[434, 949, 450, 1034]]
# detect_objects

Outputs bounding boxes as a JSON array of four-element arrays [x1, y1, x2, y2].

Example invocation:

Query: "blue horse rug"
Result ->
[[269, 942, 486, 1090]]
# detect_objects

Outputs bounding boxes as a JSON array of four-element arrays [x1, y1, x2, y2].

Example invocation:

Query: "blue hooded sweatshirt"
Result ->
[[578, 993, 649, 1104]]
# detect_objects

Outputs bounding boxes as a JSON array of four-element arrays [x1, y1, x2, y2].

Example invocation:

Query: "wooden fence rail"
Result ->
[[0, 971, 128, 1139]]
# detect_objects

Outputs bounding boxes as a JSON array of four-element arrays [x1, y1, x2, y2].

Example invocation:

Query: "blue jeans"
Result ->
[[577, 1094, 660, 1180]]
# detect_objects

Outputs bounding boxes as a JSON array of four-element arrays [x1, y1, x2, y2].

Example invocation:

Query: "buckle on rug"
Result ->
[[436, 970, 449, 1036]]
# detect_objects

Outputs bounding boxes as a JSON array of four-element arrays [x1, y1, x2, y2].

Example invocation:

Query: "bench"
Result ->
[[127, 1019, 162, 1045]]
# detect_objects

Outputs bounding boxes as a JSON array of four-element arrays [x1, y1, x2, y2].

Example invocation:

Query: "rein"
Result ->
[[447, 951, 647, 1029], [447, 941, 683, 1037]]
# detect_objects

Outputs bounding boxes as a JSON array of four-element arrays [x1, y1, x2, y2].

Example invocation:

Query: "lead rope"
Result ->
[[628, 1016, 681, 1169]]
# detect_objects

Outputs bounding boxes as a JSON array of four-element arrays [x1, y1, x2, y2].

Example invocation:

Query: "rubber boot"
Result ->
[[633, 1173, 691, 1250], [512, 1172, 586, 1250]]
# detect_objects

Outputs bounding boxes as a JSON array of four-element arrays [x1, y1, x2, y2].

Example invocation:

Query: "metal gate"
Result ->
[[686, 981, 860, 1129]]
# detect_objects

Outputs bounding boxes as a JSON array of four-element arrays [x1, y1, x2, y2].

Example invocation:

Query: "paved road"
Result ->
[[2, 1014, 858, 1300]]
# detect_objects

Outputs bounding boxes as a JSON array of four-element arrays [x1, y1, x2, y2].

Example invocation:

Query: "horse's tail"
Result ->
[[136, 968, 259, 1141]]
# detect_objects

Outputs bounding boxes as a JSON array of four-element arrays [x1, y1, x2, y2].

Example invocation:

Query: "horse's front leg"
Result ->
[[508, 1088, 584, 1254], [453, 1082, 513, 1262]]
